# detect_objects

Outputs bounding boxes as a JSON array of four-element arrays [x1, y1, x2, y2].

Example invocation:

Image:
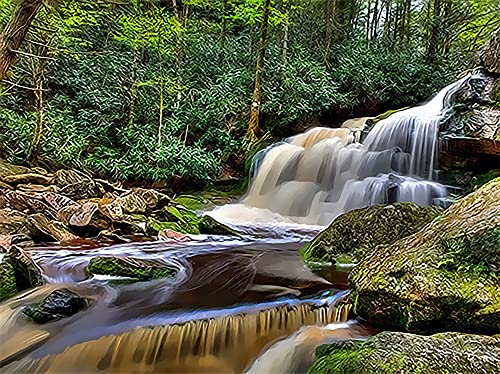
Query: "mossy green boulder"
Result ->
[[198, 215, 240, 236], [309, 331, 500, 374], [350, 178, 500, 334], [301, 203, 442, 264], [0, 246, 44, 302], [87, 256, 176, 281]]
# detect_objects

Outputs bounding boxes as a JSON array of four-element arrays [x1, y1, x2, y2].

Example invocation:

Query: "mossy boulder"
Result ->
[[146, 207, 239, 237], [198, 215, 240, 236], [301, 203, 442, 264], [309, 331, 500, 374], [0, 246, 44, 302], [87, 256, 176, 281], [350, 178, 500, 334], [23, 288, 90, 323], [0, 160, 31, 180]]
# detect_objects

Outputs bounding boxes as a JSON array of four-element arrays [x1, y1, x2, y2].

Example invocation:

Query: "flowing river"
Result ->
[[1, 230, 373, 373]]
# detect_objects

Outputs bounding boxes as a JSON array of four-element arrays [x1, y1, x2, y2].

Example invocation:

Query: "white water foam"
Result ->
[[211, 78, 467, 227]]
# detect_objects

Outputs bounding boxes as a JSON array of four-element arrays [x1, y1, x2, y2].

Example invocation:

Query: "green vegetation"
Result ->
[[309, 332, 500, 373], [0, 0, 497, 186], [87, 256, 176, 280]]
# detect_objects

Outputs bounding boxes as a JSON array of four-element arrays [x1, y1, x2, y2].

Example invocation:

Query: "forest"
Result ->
[[1, 1, 500, 373], [1, 0, 498, 186]]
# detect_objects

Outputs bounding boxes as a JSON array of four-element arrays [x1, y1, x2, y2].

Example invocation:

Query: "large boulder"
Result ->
[[0, 246, 44, 302], [480, 27, 500, 74], [301, 203, 442, 264], [350, 178, 500, 334], [309, 331, 500, 374], [87, 256, 176, 281]]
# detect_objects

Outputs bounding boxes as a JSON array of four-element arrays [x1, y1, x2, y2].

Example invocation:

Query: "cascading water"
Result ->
[[210, 78, 467, 226]]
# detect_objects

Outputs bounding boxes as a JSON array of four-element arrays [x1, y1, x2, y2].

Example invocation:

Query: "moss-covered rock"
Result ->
[[87, 256, 176, 281], [301, 203, 442, 264], [350, 178, 500, 334], [0, 246, 44, 302], [198, 215, 240, 236], [0, 160, 31, 180], [23, 288, 90, 323], [309, 331, 500, 374]]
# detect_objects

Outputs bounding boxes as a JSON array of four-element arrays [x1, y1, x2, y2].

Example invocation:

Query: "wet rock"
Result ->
[[0, 246, 44, 302], [0, 181, 13, 190], [349, 178, 500, 334], [96, 230, 130, 243], [23, 288, 90, 324], [158, 229, 192, 242], [55, 169, 105, 199], [301, 203, 442, 264], [480, 28, 500, 74], [309, 331, 500, 374], [439, 67, 500, 171], [3, 173, 54, 185], [87, 256, 176, 281], [28, 213, 80, 243], [0, 160, 30, 179], [0, 209, 33, 237], [42, 191, 76, 212], [0, 190, 55, 217], [198, 215, 240, 236]]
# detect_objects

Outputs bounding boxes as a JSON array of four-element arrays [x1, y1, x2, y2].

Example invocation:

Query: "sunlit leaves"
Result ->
[[114, 6, 181, 56]]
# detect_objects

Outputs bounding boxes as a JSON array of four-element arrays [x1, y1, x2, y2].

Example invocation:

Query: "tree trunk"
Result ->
[[427, 0, 442, 60], [31, 56, 44, 163], [282, 21, 289, 67], [220, 0, 228, 47], [128, 49, 140, 127], [247, 0, 271, 144], [0, 0, 43, 82]]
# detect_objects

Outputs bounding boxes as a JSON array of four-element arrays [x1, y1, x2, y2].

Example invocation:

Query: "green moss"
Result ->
[[308, 332, 500, 373], [0, 257, 18, 301], [365, 106, 411, 127], [87, 256, 176, 281], [198, 215, 240, 236], [0, 247, 44, 302], [302, 203, 442, 264], [348, 179, 500, 334], [173, 195, 208, 211]]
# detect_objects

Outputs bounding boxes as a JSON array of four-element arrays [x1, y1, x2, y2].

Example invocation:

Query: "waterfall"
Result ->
[[211, 78, 467, 227], [3, 295, 351, 373]]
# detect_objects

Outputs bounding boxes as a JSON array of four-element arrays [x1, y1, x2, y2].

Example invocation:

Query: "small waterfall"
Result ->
[[245, 321, 370, 373], [211, 78, 467, 226], [3, 295, 351, 373]]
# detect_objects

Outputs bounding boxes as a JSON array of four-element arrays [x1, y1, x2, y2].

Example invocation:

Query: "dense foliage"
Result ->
[[0, 0, 497, 185]]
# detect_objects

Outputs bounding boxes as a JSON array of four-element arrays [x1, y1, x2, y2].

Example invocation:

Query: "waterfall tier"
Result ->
[[211, 78, 467, 226]]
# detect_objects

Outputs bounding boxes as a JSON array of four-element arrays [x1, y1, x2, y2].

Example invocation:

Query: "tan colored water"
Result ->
[[4, 301, 351, 373], [1, 239, 361, 373]]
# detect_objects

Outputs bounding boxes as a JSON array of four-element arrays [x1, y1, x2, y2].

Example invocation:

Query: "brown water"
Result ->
[[1, 231, 371, 373]]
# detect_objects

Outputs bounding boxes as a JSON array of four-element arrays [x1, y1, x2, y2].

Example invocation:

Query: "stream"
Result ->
[[0, 229, 373, 373]]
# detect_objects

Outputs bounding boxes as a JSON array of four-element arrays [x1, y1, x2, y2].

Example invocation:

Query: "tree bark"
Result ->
[[0, 0, 43, 82], [427, 0, 442, 60], [247, 0, 271, 144]]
